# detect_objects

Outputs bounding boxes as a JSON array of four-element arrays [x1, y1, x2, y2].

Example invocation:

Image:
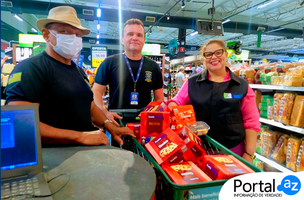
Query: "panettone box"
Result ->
[[162, 161, 212, 185], [201, 155, 255, 180], [175, 126, 207, 161], [126, 123, 141, 142], [145, 128, 195, 165], [170, 105, 196, 130], [140, 102, 170, 139]]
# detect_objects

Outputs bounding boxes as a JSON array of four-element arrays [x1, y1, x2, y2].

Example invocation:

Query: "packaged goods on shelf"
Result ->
[[271, 76, 284, 85], [283, 75, 303, 87], [296, 141, 304, 172], [286, 137, 301, 171], [162, 161, 212, 185], [273, 93, 284, 121], [278, 93, 296, 125], [261, 131, 280, 158], [253, 158, 263, 170], [289, 95, 304, 128], [255, 90, 262, 112], [271, 134, 290, 164]]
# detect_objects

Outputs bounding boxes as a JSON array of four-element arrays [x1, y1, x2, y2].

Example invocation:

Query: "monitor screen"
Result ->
[[1, 109, 38, 170]]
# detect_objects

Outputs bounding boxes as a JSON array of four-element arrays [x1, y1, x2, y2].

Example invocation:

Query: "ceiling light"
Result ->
[[97, 8, 101, 17], [190, 31, 198, 36], [97, 24, 100, 30], [31, 28, 37, 33], [222, 19, 231, 24], [97, 34, 100, 39], [266, 27, 285, 33], [181, 1, 185, 9], [96, 41, 99, 44], [167, 14, 170, 20], [14, 14, 23, 22], [257, 0, 279, 9]]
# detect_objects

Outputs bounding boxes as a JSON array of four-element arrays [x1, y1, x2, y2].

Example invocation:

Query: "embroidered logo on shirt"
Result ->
[[8, 72, 22, 85], [223, 93, 243, 99], [145, 71, 152, 82]]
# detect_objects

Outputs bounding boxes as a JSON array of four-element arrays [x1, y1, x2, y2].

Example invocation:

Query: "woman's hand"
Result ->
[[167, 102, 178, 110], [242, 153, 254, 164]]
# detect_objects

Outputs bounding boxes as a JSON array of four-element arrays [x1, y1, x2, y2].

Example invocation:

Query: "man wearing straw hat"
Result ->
[[5, 6, 135, 146]]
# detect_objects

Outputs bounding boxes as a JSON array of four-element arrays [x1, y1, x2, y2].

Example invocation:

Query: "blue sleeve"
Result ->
[[5, 60, 47, 104], [94, 58, 110, 86]]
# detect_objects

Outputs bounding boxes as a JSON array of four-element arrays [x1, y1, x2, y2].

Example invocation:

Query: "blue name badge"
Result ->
[[130, 92, 139, 105]]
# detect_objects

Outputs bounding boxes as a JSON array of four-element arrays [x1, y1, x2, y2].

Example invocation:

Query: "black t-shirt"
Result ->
[[5, 51, 96, 131], [95, 54, 163, 110]]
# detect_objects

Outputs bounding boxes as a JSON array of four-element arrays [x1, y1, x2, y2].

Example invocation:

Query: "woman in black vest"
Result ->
[[167, 39, 261, 163]]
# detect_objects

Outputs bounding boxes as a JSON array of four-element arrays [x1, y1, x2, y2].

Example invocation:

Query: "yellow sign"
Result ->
[[91, 46, 107, 68]]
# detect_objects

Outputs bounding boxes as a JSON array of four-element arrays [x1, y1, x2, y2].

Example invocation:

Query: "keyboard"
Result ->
[[1, 177, 41, 199]]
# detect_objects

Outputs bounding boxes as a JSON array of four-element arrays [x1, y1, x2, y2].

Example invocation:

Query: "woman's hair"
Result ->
[[200, 39, 227, 53]]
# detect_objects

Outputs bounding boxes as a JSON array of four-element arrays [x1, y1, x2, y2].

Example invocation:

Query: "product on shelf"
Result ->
[[283, 75, 302, 87], [289, 95, 304, 128], [255, 90, 262, 112], [271, 134, 290, 164], [273, 93, 284, 121], [262, 131, 280, 158], [286, 137, 301, 172], [253, 158, 263, 170], [271, 76, 284, 86], [296, 141, 304, 172], [278, 93, 296, 125]]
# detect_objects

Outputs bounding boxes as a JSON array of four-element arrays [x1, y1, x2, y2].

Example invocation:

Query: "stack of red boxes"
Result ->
[[126, 103, 255, 185]]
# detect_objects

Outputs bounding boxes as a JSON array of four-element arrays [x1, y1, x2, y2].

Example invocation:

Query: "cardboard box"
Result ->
[[145, 128, 188, 165], [201, 155, 255, 180], [175, 127, 207, 161], [171, 105, 196, 130], [162, 161, 212, 185], [126, 123, 141, 142]]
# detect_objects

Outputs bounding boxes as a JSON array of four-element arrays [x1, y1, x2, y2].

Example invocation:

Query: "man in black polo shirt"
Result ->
[[93, 19, 164, 125], [5, 6, 134, 146]]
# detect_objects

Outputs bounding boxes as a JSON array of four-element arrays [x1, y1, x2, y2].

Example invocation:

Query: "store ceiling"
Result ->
[[1, 0, 304, 56]]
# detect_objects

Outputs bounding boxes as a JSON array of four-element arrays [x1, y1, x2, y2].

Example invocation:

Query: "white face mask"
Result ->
[[49, 30, 83, 59]]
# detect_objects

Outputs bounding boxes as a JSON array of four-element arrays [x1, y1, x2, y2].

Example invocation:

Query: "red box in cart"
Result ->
[[145, 128, 192, 165], [201, 155, 255, 180], [162, 161, 212, 185], [142, 101, 170, 112], [126, 123, 141, 142], [140, 111, 170, 137], [170, 105, 196, 130], [175, 127, 207, 161]]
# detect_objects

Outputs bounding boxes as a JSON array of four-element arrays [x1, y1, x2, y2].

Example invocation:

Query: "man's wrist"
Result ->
[[102, 119, 114, 131]]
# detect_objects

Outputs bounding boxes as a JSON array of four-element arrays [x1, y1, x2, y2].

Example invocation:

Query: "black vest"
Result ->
[[188, 68, 248, 148]]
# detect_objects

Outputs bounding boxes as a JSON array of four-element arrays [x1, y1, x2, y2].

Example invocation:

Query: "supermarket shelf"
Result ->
[[254, 153, 293, 173], [249, 84, 304, 92], [259, 118, 304, 135]]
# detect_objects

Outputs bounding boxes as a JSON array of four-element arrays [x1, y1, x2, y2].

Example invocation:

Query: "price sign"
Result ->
[[91, 46, 107, 68]]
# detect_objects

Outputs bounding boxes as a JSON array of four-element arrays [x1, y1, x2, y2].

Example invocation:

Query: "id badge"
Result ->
[[130, 92, 139, 105]]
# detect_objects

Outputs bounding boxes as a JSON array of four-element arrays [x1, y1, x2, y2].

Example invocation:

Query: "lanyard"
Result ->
[[123, 53, 144, 92]]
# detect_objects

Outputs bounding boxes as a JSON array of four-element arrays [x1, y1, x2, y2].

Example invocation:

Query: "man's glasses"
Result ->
[[203, 49, 225, 59]]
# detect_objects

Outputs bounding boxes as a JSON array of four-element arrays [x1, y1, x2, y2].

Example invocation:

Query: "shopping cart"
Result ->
[[110, 108, 262, 200], [109, 108, 143, 151], [133, 135, 262, 200]]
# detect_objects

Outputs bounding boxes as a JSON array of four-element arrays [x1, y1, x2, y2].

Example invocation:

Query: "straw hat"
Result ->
[[36, 6, 90, 35]]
